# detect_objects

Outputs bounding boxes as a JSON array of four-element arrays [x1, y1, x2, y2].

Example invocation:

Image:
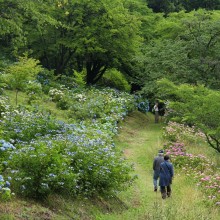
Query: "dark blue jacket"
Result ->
[[159, 161, 174, 186]]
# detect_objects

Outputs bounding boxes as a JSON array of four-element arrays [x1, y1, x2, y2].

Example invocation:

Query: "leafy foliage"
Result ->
[[147, 0, 184, 14], [136, 9, 220, 99], [0, 174, 11, 201], [158, 79, 220, 152], [0, 87, 137, 199], [162, 139, 220, 205], [99, 69, 131, 92], [0, 55, 43, 105]]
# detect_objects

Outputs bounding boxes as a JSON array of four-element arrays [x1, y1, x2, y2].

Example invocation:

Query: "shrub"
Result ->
[[68, 87, 135, 121], [25, 81, 43, 104], [37, 70, 59, 94], [26, 81, 42, 95], [0, 87, 136, 199], [0, 109, 63, 142], [48, 88, 64, 102], [8, 136, 135, 198], [0, 96, 10, 117], [0, 175, 11, 201], [99, 69, 131, 92], [8, 141, 77, 199], [135, 95, 150, 113], [157, 79, 220, 152], [56, 98, 69, 110], [163, 141, 220, 205], [163, 121, 206, 143], [0, 140, 16, 160]]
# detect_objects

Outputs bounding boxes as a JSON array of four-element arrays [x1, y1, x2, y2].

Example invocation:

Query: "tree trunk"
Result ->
[[55, 48, 74, 75], [16, 89, 18, 106], [205, 134, 220, 153], [86, 61, 107, 84]]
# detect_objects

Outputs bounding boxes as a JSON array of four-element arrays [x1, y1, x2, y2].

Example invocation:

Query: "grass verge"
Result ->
[[94, 111, 220, 220], [0, 108, 219, 219]]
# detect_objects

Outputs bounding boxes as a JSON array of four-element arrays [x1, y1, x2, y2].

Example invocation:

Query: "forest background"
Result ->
[[1, 0, 220, 219]]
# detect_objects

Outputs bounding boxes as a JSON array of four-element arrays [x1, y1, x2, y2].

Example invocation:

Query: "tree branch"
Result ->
[[205, 134, 220, 153]]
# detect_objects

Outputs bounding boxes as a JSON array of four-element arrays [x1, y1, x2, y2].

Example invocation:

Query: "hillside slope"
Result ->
[[95, 111, 220, 220], [0, 110, 219, 219]]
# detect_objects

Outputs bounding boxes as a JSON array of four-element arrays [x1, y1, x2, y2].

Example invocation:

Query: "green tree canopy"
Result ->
[[136, 10, 220, 98], [157, 78, 220, 153], [0, 0, 25, 56], [21, 0, 143, 84], [0, 0, 144, 85]]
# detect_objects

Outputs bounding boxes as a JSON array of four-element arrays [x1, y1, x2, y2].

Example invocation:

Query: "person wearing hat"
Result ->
[[153, 149, 164, 191], [159, 155, 174, 199]]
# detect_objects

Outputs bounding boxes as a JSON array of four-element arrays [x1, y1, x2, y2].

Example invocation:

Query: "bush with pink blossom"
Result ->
[[164, 141, 220, 206]]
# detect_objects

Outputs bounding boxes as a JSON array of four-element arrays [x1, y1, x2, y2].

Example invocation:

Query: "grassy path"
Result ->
[[1, 111, 218, 219], [95, 111, 220, 220]]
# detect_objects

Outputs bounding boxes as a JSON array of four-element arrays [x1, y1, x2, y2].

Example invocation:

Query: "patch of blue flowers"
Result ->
[[0, 140, 16, 151], [0, 174, 11, 200], [135, 95, 150, 113], [0, 87, 137, 199]]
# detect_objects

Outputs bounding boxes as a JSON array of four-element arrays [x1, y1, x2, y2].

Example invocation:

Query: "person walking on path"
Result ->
[[153, 101, 159, 123], [159, 155, 174, 199], [153, 149, 164, 192]]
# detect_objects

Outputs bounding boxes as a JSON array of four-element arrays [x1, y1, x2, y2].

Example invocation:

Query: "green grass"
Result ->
[[1, 92, 220, 219], [94, 111, 220, 220], [4, 90, 69, 122]]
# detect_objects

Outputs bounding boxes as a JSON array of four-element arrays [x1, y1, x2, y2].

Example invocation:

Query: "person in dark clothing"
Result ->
[[159, 155, 174, 199], [153, 149, 164, 191]]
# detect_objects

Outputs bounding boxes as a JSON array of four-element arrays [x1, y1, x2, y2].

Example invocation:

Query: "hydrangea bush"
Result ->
[[135, 95, 149, 113], [48, 88, 65, 102], [0, 96, 10, 117], [5, 117, 136, 198], [164, 142, 220, 206], [0, 174, 11, 201], [0, 139, 16, 165], [163, 121, 206, 143], [68, 87, 135, 121], [163, 122, 220, 206], [0, 109, 63, 142], [0, 87, 137, 199], [8, 141, 77, 198]]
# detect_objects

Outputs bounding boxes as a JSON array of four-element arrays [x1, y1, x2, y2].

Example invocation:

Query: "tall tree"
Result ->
[[136, 9, 220, 98], [182, 0, 220, 11], [23, 0, 143, 84], [0, 0, 143, 84], [0, 0, 26, 56], [119, 0, 158, 89]]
